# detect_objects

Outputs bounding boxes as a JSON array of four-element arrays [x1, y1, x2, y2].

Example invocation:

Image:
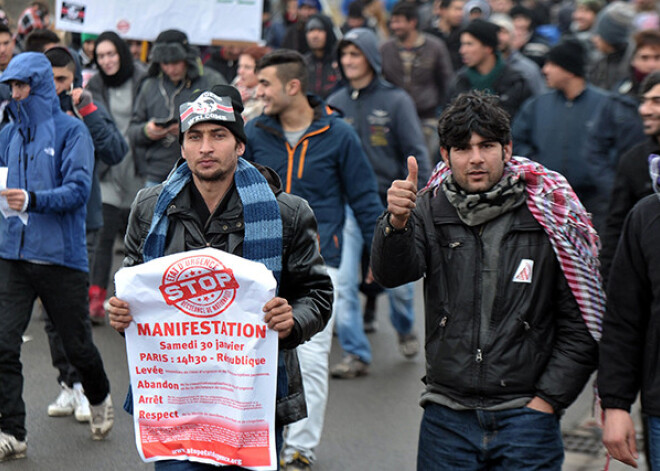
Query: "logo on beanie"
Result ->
[[179, 92, 236, 133]]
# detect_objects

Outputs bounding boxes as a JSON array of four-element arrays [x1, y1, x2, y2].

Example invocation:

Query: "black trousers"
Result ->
[[0, 259, 110, 440], [90, 203, 130, 288], [44, 228, 100, 387]]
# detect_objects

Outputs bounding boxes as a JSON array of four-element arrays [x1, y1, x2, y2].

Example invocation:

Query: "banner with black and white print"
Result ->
[[55, 0, 263, 44]]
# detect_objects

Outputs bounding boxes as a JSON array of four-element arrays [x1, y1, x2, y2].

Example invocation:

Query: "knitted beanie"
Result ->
[[298, 0, 321, 9], [595, 1, 635, 47], [81, 33, 99, 44], [547, 38, 586, 77], [462, 19, 500, 50], [179, 85, 247, 144]]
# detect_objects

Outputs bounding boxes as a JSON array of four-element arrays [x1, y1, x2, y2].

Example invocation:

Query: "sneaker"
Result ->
[[47, 382, 75, 417], [330, 354, 369, 379], [283, 452, 311, 471], [88, 285, 107, 325], [73, 387, 91, 422], [89, 394, 114, 440], [0, 432, 27, 461], [363, 320, 378, 334], [398, 333, 420, 359]]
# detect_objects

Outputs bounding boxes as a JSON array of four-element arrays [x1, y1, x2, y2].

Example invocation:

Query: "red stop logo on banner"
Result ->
[[159, 255, 239, 318]]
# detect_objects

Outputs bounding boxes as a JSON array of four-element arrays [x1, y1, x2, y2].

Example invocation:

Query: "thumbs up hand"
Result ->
[[387, 156, 418, 229]]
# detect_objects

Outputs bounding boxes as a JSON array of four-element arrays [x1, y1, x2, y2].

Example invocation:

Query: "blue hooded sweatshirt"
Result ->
[[0, 52, 94, 272]]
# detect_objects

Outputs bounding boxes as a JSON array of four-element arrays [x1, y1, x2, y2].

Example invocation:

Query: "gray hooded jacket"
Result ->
[[327, 28, 431, 199]]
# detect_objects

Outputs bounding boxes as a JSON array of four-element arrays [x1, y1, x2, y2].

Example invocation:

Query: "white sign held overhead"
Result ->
[[55, 0, 263, 44]]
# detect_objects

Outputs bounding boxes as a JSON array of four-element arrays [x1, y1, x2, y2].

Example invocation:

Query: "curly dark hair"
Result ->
[[437, 91, 512, 152]]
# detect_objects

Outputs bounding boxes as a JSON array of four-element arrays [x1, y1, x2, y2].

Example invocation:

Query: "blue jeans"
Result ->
[[417, 403, 563, 471], [335, 207, 415, 364], [154, 426, 283, 470], [647, 415, 660, 470]]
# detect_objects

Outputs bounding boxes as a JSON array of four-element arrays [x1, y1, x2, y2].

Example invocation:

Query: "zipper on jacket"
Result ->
[[472, 226, 486, 402], [18, 141, 27, 255], [283, 126, 330, 193], [439, 315, 448, 340], [488, 221, 540, 328]]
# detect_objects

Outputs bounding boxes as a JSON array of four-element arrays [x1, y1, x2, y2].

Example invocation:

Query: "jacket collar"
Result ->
[[255, 94, 333, 138]]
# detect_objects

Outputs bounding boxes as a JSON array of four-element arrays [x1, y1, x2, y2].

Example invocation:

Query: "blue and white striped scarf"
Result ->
[[125, 158, 283, 416], [142, 158, 283, 285]]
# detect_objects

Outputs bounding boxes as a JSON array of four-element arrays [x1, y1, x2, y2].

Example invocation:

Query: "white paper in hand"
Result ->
[[0, 167, 28, 225], [115, 247, 279, 470]]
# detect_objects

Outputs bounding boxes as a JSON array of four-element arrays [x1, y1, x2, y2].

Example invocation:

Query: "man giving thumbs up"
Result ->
[[371, 91, 600, 470]]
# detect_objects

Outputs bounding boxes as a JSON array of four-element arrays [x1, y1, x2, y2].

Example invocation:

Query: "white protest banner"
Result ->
[[115, 247, 278, 469], [55, 0, 263, 44]]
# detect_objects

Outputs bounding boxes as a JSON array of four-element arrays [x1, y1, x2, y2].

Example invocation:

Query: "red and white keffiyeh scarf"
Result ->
[[425, 156, 604, 341]]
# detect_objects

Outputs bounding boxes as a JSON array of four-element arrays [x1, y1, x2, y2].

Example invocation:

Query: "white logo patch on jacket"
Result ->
[[512, 259, 534, 283]]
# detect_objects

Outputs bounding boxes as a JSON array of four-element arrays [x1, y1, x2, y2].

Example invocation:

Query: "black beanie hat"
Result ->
[[546, 38, 586, 77], [179, 85, 247, 144], [462, 19, 500, 51]]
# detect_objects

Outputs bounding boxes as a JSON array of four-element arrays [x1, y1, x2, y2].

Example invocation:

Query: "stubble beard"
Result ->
[[194, 168, 231, 183]]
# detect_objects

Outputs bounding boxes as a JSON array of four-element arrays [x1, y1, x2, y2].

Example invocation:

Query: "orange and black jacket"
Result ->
[[244, 94, 383, 268]]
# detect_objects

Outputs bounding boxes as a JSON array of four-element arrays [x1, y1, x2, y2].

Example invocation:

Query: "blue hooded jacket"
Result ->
[[0, 52, 94, 272], [244, 94, 383, 268]]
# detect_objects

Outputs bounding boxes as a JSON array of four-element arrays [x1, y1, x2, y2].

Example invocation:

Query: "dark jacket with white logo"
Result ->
[[123, 162, 333, 426], [371, 190, 599, 412]]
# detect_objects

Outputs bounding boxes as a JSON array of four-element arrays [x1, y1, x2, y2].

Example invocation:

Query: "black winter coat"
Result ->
[[599, 194, 660, 416], [123, 162, 333, 426], [600, 138, 659, 285], [371, 190, 598, 412]]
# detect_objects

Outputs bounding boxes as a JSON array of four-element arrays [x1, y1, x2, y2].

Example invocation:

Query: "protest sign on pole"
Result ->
[[115, 247, 278, 470], [55, 0, 263, 44]]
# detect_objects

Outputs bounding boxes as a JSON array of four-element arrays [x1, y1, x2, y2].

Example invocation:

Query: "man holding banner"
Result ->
[[108, 84, 333, 470]]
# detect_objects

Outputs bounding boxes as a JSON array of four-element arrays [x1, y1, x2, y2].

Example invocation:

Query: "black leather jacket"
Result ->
[[123, 162, 333, 426], [372, 190, 598, 412]]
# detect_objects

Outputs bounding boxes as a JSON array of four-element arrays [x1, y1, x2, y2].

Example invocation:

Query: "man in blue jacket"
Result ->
[[0, 52, 113, 461], [244, 49, 383, 471], [41, 46, 126, 424], [327, 27, 431, 379], [512, 38, 609, 230]]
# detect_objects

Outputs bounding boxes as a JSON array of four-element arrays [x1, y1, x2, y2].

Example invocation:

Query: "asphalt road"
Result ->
[[3, 278, 645, 470]]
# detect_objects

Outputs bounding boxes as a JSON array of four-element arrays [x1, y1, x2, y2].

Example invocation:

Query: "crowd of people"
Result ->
[[0, 0, 659, 469]]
